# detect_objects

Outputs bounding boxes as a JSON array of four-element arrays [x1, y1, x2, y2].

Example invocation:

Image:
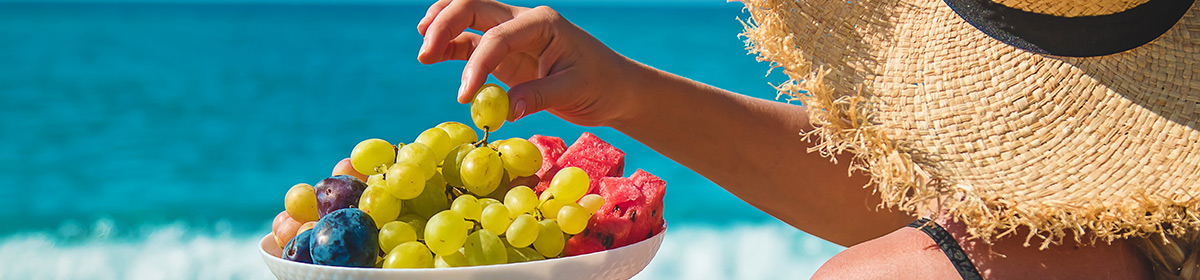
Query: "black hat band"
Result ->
[[943, 0, 1195, 57]]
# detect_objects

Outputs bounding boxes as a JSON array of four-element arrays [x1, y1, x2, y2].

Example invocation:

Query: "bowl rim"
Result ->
[[260, 223, 667, 271]]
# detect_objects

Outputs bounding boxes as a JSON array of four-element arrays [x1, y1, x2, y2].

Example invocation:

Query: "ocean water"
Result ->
[[0, 2, 843, 279]]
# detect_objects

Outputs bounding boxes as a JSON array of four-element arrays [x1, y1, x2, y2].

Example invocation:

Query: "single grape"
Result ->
[[548, 167, 589, 202], [538, 191, 568, 219], [382, 241, 434, 269], [505, 214, 539, 248], [395, 143, 436, 180], [505, 245, 545, 263], [441, 143, 474, 187], [366, 174, 386, 189], [451, 194, 482, 221], [497, 138, 542, 177], [578, 194, 606, 214], [413, 127, 452, 164], [557, 203, 590, 235], [478, 198, 502, 207], [434, 249, 470, 268], [331, 158, 368, 182], [470, 83, 509, 132], [384, 162, 425, 200], [284, 183, 320, 223], [395, 214, 427, 239], [358, 185, 402, 226], [504, 186, 538, 217], [436, 121, 479, 147], [378, 221, 418, 253], [350, 138, 396, 176], [425, 210, 468, 256], [532, 219, 565, 258], [463, 229, 507, 266], [407, 170, 450, 220], [460, 147, 504, 195], [480, 203, 512, 234]]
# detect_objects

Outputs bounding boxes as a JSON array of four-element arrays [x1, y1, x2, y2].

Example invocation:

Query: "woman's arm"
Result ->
[[418, 0, 913, 246], [610, 62, 913, 246]]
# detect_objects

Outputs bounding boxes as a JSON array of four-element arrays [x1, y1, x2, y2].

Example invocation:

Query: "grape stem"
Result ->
[[474, 128, 491, 147]]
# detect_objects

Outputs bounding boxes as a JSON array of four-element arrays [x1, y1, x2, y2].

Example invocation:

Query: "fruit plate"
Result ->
[[259, 224, 666, 280]]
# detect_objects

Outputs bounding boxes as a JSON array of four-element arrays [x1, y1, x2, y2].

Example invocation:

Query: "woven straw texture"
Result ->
[[740, 0, 1200, 247], [989, 0, 1149, 16]]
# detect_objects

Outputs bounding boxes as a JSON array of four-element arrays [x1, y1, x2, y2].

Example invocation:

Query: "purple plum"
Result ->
[[314, 175, 368, 217]]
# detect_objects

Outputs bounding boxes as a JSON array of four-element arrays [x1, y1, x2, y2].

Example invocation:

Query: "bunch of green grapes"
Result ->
[[347, 84, 607, 269]]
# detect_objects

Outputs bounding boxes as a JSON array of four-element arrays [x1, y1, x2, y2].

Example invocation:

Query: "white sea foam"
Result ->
[[0, 221, 272, 280], [634, 222, 844, 280], [0, 220, 841, 279]]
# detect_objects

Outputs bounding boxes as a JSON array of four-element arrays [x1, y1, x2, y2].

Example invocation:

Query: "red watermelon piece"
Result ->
[[529, 135, 566, 178], [563, 234, 606, 257], [554, 132, 625, 194], [599, 176, 641, 207]]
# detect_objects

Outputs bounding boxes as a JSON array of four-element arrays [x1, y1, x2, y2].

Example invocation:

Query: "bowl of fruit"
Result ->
[[259, 85, 667, 279]]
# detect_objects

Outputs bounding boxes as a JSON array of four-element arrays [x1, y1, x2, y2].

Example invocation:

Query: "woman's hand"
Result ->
[[417, 0, 639, 127]]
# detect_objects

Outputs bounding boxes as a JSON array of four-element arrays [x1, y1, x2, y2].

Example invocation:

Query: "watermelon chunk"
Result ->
[[563, 234, 606, 257], [529, 135, 567, 179], [599, 176, 641, 207], [553, 132, 625, 194]]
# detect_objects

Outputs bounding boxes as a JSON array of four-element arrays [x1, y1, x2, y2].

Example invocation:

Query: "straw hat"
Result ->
[[739, 0, 1200, 247]]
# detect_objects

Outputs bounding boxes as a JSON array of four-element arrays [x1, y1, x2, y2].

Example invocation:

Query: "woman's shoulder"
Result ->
[[813, 218, 1154, 280]]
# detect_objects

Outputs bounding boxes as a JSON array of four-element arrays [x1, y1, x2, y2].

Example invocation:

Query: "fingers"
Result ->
[[506, 69, 580, 122], [418, 0, 523, 64], [458, 6, 560, 103], [417, 0, 451, 36]]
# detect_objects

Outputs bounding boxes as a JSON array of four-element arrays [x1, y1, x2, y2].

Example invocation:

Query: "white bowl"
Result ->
[[260, 225, 666, 280]]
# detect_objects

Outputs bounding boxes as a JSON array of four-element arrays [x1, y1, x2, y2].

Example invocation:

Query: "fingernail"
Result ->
[[419, 39, 430, 56], [513, 99, 527, 120], [458, 82, 468, 101]]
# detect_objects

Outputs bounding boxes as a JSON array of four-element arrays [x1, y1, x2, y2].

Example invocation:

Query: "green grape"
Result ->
[[505, 214, 539, 248], [378, 221, 418, 253], [548, 167, 589, 202], [533, 219, 565, 258], [463, 229, 507, 266], [505, 244, 545, 263], [480, 203, 512, 234], [414, 127, 452, 164], [436, 121, 479, 147], [425, 210, 468, 256], [487, 139, 506, 151], [434, 249, 470, 268], [538, 191, 568, 219], [350, 138, 396, 175], [384, 162, 426, 199], [359, 185, 402, 226], [451, 194, 482, 221], [460, 147, 504, 195], [408, 170, 450, 219], [504, 186, 538, 217], [497, 138, 542, 177], [441, 143, 474, 187], [382, 241, 434, 269], [395, 214, 427, 239], [366, 174, 386, 189], [557, 203, 590, 235], [578, 194, 606, 214], [479, 197, 502, 207], [470, 83, 509, 132], [396, 143, 437, 180]]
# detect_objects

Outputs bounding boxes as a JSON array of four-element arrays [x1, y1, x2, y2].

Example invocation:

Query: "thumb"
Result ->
[[505, 71, 579, 122]]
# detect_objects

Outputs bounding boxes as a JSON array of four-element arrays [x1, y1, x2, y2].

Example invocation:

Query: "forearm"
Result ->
[[610, 61, 914, 246]]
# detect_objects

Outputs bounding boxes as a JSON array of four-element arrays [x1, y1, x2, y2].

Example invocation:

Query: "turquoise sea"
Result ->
[[0, 1, 843, 279]]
